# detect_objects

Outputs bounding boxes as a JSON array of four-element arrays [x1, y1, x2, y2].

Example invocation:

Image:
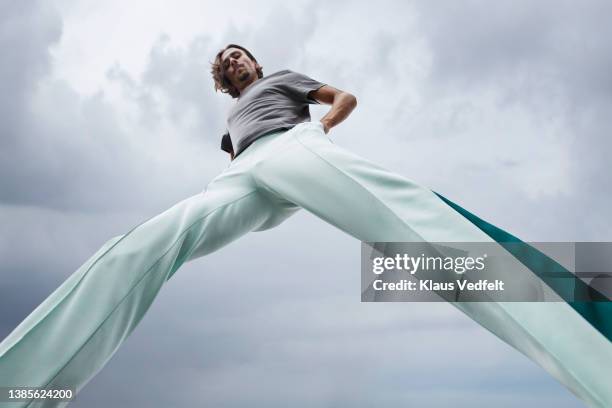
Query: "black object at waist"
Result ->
[[221, 126, 293, 159]]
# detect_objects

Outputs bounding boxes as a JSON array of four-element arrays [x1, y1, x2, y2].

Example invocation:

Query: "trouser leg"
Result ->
[[251, 122, 612, 408], [0, 169, 289, 408]]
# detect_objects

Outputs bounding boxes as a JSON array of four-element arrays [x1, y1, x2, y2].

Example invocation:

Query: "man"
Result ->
[[0, 44, 610, 407], [211, 44, 356, 160]]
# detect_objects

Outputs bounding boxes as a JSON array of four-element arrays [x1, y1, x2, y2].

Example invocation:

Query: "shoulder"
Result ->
[[269, 69, 310, 78], [257, 70, 305, 86], [274, 69, 293, 75], [265, 69, 293, 79], [252, 70, 292, 85]]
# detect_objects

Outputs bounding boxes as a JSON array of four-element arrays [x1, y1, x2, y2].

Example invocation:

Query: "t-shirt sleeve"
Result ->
[[284, 70, 326, 104], [220, 132, 233, 154]]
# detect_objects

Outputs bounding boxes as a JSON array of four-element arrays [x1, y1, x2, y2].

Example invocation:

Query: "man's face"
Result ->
[[220, 47, 260, 91]]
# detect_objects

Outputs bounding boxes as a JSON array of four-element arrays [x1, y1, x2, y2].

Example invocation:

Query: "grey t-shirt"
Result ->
[[221, 70, 326, 157]]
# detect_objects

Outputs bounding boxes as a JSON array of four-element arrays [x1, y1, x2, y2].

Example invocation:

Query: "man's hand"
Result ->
[[320, 119, 331, 134], [309, 85, 357, 134]]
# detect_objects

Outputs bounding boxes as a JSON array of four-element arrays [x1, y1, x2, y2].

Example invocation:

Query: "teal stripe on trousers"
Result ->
[[434, 192, 612, 342]]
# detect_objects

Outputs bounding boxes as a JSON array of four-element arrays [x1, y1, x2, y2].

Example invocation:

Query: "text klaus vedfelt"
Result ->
[[371, 254, 505, 292]]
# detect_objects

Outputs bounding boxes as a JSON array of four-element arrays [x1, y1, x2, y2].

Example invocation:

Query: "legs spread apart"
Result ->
[[1, 122, 610, 407]]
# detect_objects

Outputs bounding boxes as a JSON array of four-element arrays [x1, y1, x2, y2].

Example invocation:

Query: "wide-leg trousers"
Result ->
[[1, 121, 611, 407]]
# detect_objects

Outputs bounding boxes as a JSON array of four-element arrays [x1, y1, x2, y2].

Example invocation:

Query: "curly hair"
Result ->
[[210, 44, 264, 99]]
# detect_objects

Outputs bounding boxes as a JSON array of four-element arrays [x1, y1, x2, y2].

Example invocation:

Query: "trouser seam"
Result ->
[[21, 190, 260, 402], [3, 190, 258, 359], [293, 134, 426, 242]]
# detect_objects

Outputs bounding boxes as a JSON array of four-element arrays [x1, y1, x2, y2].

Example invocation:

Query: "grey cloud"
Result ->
[[0, 4, 229, 213], [0, 1, 62, 138], [406, 0, 612, 241], [240, 6, 319, 70], [0, 203, 147, 340], [414, 1, 612, 101], [108, 33, 226, 140]]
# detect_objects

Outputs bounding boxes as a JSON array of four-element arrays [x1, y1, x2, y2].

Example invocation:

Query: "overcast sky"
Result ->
[[2, 0, 611, 406]]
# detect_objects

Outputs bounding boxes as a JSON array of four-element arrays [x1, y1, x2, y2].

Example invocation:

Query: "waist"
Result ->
[[230, 121, 319, 165], [234, 127, 292, 158]]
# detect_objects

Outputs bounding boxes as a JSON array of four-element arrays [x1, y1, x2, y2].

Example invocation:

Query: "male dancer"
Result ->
[[0, 44, 610, 408], [212, 44, 355, 159]]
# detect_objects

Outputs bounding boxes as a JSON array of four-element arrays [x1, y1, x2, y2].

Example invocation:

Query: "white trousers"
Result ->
[[1, 121, 610, 407]]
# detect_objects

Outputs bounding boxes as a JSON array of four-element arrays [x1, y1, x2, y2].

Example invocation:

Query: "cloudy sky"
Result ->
[[1, 0, 611, 406]]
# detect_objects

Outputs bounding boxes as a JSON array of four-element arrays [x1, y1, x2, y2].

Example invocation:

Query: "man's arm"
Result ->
[[308, 85, 357, 134]]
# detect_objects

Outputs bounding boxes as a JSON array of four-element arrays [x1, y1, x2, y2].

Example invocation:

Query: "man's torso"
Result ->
[[222, 69, 325, 157]]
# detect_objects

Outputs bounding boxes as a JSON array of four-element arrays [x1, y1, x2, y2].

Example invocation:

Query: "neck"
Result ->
[[237, 74, 259, 95]]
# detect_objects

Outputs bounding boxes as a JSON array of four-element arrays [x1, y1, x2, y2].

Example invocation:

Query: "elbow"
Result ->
[[344, 92, 357, 109]]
